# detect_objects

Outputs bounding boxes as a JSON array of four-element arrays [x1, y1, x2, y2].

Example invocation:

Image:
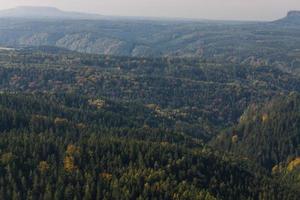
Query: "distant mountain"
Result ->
[[274, 10, 300, 25], [0, 10, 299, 59], [286, 10, 300, 19], [0, 6, 103, 20]]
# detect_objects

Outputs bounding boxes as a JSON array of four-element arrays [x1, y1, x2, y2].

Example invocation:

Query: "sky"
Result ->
[[0, 0, 299, 21]]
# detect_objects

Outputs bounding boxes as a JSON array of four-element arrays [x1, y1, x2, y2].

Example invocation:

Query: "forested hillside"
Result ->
[[0, 8, 300, 199], [0, 46, 298, 199], [212, 93, 300, 194], [0, 9, 299, 64], [1, 48, 300, 140], [213, 93, 300, 170], [0, 92, 298, 200]]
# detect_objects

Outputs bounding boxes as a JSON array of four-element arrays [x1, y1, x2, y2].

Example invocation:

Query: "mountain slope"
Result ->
[[2, 47, 300, 140], [0, 10, 299, 61], [213, 93, 300, 170], [0, 92, 298, 200], [275, 11, 300, 25]]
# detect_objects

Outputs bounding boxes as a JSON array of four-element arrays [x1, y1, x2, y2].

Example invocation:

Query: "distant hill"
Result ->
[[274, 10, 300, 25], [0, 9, 299, 63], [287, 11, 300, 17], [0, 6, 103, 20]]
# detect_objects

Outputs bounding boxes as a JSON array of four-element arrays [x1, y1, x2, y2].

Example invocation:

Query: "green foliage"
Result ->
[[0, 39, 299, 199], [213, 92, 300, 170], [0, 90, 296, 199], [1, 49, 300, 140]]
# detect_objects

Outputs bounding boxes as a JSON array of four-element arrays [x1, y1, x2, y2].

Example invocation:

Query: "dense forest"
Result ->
[[0, 46, 298, 199], [0, 8, 300, 200], [213, 93, 300, 170]]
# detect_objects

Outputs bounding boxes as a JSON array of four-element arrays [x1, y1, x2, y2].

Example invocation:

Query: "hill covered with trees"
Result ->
[[0, 10, 300, 198], [0, 9, 299, 65], [0, 92, 298, 200], [213, 93, 300, 170], [1, 47, 300, 140]]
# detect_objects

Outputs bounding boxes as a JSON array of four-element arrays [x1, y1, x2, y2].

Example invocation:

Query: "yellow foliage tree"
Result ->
[[76, 123, 86, 130], [99, 172, 113, 181], [262, 114, 269, 123], [38, 161, 50, 174], [287, 157, 300, 172], [231, 135, 239, 143], [88, 99, 105, 109], [271, 164, 284, 174], [66, 144, 80, 156], [54, 117, 69, 126], [64, 156, 77, 173], [1, 152, 14, 165]]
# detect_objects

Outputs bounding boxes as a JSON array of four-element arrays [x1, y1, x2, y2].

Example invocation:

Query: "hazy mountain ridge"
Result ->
[[0, 6, 103, 19], [287, 10, 300, 18], [0, 8, 299, 59], [274, 10, 300, 24]]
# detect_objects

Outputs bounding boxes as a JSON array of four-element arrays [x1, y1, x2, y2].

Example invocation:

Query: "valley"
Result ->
[[0, 6, 300, 200]]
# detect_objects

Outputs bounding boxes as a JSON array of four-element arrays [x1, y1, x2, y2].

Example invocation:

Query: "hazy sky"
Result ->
[[0, 0, 299, 21]]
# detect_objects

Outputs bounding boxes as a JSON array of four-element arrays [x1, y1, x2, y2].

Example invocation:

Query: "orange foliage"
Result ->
[[100, 172, 113, 181], [271, 164, 283, 174], [66, 144, 80, 156], [287, 157, 300, 172], [38, 161, 50, 173], [1, 152, 14, 165], [64, 144, 80, 173], [64, 156, 77, 173]]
